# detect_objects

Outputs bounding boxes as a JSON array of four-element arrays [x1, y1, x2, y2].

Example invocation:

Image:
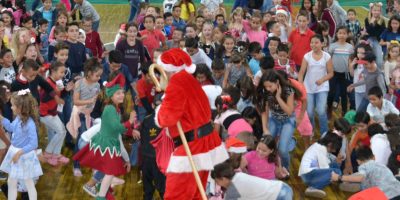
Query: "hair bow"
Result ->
[[17, 89, 30, 96], [397, 154, 400, 162], [369, 2, 383, 8], [221, 95, 232, 103]]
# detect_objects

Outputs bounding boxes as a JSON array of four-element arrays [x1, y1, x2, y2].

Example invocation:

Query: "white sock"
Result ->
[[7, 178, 18, 200], [98, 175, 114, 197], [24, 178, 37, 200]]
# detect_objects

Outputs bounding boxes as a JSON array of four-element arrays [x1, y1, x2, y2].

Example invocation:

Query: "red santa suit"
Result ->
[[155, 48, 228, 200]]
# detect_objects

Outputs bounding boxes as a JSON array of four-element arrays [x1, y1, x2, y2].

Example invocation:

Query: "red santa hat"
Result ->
[[157, 48, 196, 74], [104, 73, 126, 97], [276, 8, 288, 16], [225, 138, 247, 153]]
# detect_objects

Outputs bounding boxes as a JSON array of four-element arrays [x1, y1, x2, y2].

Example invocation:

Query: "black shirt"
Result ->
[[140, 113, 161, 158]]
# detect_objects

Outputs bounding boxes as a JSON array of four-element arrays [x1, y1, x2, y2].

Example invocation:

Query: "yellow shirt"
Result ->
[[180, 3, 195, 21]]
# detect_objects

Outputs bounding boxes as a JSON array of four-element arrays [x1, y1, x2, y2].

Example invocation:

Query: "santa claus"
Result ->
[[154, 48, 228, 200]]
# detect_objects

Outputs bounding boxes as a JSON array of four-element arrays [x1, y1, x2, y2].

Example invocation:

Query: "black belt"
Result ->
[[173, 122, 214, 147]]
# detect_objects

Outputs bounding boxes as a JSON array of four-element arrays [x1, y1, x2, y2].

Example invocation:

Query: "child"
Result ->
[[349, 44, 372, 110], [65, 22, 86, 77], [262, 11, 274, 32], [73, 74, 136, 199], [214, 14, 226, 27], [367, 86, 399, 125], [384, 42, 400, 85], [2, 11, 17, 43], [0, 81, 10, 180], [199, 21, 216, 59], [49, 11, 69, 43], [275, 8, 291, 44], [72, 0, 100, 32], [365, 2, 385, 69], [347, 52, 386, 112], [331, 146, 400, 199], [213, 25, 227, 46], [299, 131, 343, 198], [241, 134, 288, 180], [236, 76, 255, 113], [299, 0, 316, 27], [155, 16, 166, 36], [288, 12, 314, 69], [211, 161, 293, 199], [298, 34, 334, 135], [13, 0, 28, 27], [172, 5, 186, 30], [136, 62, 156, 122], [163, 12, 174, 39], [39, 61, 72, 166], [0, 90, 43, 200], [194, 63, 214, 86], [228, 7, 245, 41], [184, 24, 198, 39], [367, 123, 392, 166], [314, 20, 331, 52], [345, 9, 362, 45], [211, 59, 224, 87], [319, 0, 336, 38], [185, 37, 212, 69], [380, 15, 400, 56], [166, 28, 183, 49], [248, 42, 263, 75], [328, 26, 354, 115], [217, 35, 235, 64], [266, 36, 280, 60], [140, 15, 166, 60], [0, 48, 17, 84], [32, 0, 57, 34], [82, 17, 103, 60], [222, 53, 251, 88], [242, 12, 267, 48], [48, 25, 66, 62], [68, 58, 102, 176], [11, 28, 31, 66], [37, 19, 50, 63], [274, 43, 297, 79], [178, 0, 195, 23]]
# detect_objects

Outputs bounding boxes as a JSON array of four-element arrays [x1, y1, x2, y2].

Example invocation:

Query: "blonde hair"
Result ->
[[388, 41, 400, 61], [11, 92, 39, 129], [199, 21, 214, 44], [11, 28, 29, 59], [229, 7, 244, 24], [368, 2, 384, 25]]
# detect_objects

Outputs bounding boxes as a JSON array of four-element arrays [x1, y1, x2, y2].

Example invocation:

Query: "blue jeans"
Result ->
[[128, 4, 138, 22], [368, 37, 383, 69], [301, 162, 342, 190], [355, 92, 365, 111], [74, 113, 89, 169], [269, 115, 296, 169], [357, 97, 369, 113], [307, 92, 329, 135], [59, 93, 73, 145], [92, 20, 100, 32], [276, 182, 293, 200], [137, 106, 148, 123], [130, 140, 140, 166], [30, 0, 41, 11]]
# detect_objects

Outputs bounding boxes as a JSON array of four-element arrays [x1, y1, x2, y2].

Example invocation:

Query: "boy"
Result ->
[[253, 55, 275, 86], [267, 36, 280, 59], [288, 12, 314, 69], [37, 19, 50, 63], [366, 123, 392, 166], [48, 25, 67, 62], [214, 14, 225, 26], [82, 17, 103, 60], [366, 86, 399, 125], [32, 0, 57, 34], [345, 9, 362, 45], [136, 62, 156, 121], [172, 5, 186, 30], [195, 15, 205, 34], [263, 20, 281, 54], [166, 28, 183, 49], [155, 16, 166, 36], [65, 22, 87, 76], [248, 42, 263, 75], [332, 146, 400, 199], [72, 0, 101, 31], [153, 48, 164, 63], [348, 52, 387, 112], [275, 43, 297, 79], [140, 15, 167, 60], [185, 37, 212, 69], [163, 12, 174, 39], [211, 59, 225, 87], [0, 48, 17, 84]]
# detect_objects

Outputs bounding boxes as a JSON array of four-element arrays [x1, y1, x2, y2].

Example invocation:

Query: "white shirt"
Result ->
[[163, 0, 179, 13], [353, 64, 366, 93], [200, 0, 222, 15], [367, 99, 399, 124], [202, 85, 222, 110], [187, 48, 212, 69], [370, 134, 392, 166], [299, 143, 331, 176], [303, 51, 331, 94]]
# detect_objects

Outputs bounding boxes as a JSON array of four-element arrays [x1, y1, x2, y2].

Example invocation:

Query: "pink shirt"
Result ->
[[244, 151, 276, 180], [243, 20, 267, 48]]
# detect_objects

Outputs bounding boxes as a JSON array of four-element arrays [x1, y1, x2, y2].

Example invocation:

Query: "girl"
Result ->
[[0, 20, 10, 51], [213, 25, 228, 46], [319, 0, 336, 38], [242, 107, 263, 140], [236, 76, 255, 113], [0, 90, 42, 200], [39, 61, 72, 166], [178, 0, 195, 23], [299, 131, 343, 198], [223, 53, 252, 88], [257, 69, 301, 170], [11, 28, 33, 65], [214, 94, 253, 139], [2, 10, 17, 43], [216, 34, 235, 64], [193, 63, 214, 86], [314, 20, 331, 52], [242, 12, 267, 48], [68, 58, 102, 176], [199, 21, 216, 59], [73, 73, 135, 200], [299, 0, 317, 29], [298, 34, 334, 136], [275, 9, 291, 44], [49, 11, 69, 43], [328, 26, 354, 116], [13, 0, 27, 26], [349, 43, 373, 110], [384, 42, 400, 85], [228, 7, 245, 41], [379, 15, 400, 55], [365, 2, 386, 69], [241, 135, 289, 180]]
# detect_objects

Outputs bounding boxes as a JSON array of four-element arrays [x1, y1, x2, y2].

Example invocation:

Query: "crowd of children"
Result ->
[[0, 0, 398, 199]]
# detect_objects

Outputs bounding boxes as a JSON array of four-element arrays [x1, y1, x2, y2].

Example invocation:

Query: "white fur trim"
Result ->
[[90, 141, 121, 158], [166, 143, 229, 173], [154, 105, 161, 128], [228, 146, 247, 154], [157, 55, 196, 74], [276, 9, 288, 16]]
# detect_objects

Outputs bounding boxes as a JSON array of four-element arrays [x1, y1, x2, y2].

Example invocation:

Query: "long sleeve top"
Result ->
[[85, 31, 103, 59], [321, 8, 336, 38], [2, 116, 38, 154], [365, 18, 386, 40]]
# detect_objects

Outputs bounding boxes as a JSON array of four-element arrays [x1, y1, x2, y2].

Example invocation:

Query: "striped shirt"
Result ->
[[328, 42, 354, 73]]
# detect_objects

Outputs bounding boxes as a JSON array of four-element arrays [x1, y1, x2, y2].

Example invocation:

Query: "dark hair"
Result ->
[[318, 131, 343, 153], [311, 34, 324, 43], [155, 16, 163, 21], [54, 42, 69, 53], [367, 123, 385, 137], [0, 80, 10, 114], [54, 25, 66, 35], [144, 15, 155, 23], [334, 26, 349, 42], [66, 21, 79, 31], [222, 86, 241, 105], [215, 94, 236, 116], [211, 161, 235, 180], [368, 86, 383, 98], [333, 118, 352, 135], [260, 55, 275, 70], [355, 146, 374, 161], [259, 135, 277, 163], [2, 11, 16, 34], [300, 0, 314, 11], [56, 11, 68, 26], [354, 111, 370, 124], [388, 15, 400, 33], [0, 48, 11, 58], [109, 50, 123, 64], [140, 62, 152, 75], [385, 113, 400, 129], [21, 15, 32, 26], [229, 53, 242, 63], [353, 43, 373, 60], [185, 37, 198, 48], [83, 58, 103, 77], [185, 23, 197, 31], [172, 5, 180, 11], [347, 8, 357, 15], [266, 20, 278, 33], [387, 126, 400, 150], [15, 0, 27, 15], [237, 76, 255, 99], [38, 18, 49, 26], [194, 63, 214, 84], [277, 43, 289, 53], [363, 51, 376, 63], [49, 61, 65, 74], [248, 42, 261, 54], [22, 59, 40, 71], [163, 12, 173, 19], [388, 148, 400, 175], [215, 14, 224, 20], [268, 36, 281, 45], [211, 59, 225, 71], [315, 20, 329, 35]]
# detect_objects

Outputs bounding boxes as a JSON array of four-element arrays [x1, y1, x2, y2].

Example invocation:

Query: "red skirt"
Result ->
[[73, 144, 127, 176]]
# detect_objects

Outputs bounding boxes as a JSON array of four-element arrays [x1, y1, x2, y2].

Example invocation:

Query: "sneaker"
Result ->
[[339, 182, 361, 193], [305, 187, 326, 198], [83, 184, 97, 197], [0, 172, 7, 181], [73, 168, 83, 177]]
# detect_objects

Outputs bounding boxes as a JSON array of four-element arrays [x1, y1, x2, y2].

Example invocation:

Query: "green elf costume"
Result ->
[[73, 73, 133, 177]]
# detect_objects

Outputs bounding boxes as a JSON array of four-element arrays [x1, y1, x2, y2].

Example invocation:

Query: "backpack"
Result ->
[[248, 0, 263, 9]]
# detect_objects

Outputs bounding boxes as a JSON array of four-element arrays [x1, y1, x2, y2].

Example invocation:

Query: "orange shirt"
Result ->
[[350, 130, 370, 149]]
